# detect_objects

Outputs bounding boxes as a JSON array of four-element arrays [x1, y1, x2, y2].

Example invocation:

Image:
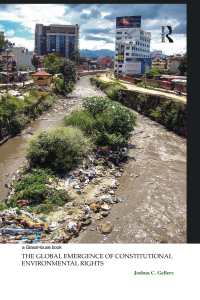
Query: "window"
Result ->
[[119, 70, 122, 73], [117, 32, 122, 34], [115, 65, 117, 67], [116, 37, 122, 40], [129, 37, 132, 39], [126, 47, 130, 50], [126, 53, 130, 56], [69, 36, 74, 56], [60, 36, 65, 56], [119, 65, 122, 67], [50, 35, 56, 52]]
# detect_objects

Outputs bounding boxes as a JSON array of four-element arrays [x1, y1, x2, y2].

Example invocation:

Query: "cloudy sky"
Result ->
[[0, 3, 187, 55]]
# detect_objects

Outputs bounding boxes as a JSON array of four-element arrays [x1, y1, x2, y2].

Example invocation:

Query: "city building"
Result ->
[[97, 55, 114, 69], [151, 56, 167, 69], [167, 56, 180, 73], [114, 16, 151, 74], [0, 49, 15, 71], [11, 47, 33, 69], [34, 23, 79, 59]]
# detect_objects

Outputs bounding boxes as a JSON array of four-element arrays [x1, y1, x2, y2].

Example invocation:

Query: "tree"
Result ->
[[43, 53, 60, 77], [0, 31, 12, 51], [31, 55, 40, 71], [178, 53, 187, 75], [59, 58, 78, 85], [69, 50, 80, 66]]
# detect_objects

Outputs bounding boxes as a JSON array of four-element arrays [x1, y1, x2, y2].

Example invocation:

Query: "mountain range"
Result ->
[[79, 49, 115, 58], [79, 49, 166, 58]]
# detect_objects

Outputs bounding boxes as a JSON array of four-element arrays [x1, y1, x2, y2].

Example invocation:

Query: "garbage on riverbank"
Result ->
[[0, 146, 127, 244]]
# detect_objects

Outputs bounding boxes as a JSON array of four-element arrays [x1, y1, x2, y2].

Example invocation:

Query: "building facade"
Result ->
[[34, 24, 79, 59], [97, 56, 114, 69], [11, 47, 33, 68], [114, 24, 151, 74], [151, 56, 167, 69]]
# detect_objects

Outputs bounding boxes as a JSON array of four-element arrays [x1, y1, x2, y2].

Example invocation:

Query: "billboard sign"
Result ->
[[126, 62, 141, 74], [116, 16, 141, 28], [118, 44, 124, 63], [126, 57, 152, 74]]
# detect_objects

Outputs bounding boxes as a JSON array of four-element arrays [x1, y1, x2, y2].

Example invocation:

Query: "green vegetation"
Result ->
[[136, 94, 187, 136], [0, 168, 73, 214], [177, 53, 187, 75], [51, 58, 78, 95], [89, 75, 126, 100], [0, 88, 58, 138], [109, 78, 128, 88], [69, 50, 80, 66], [146, 67, 163, 75], [53, 77, 74, 95], [0, 31, 12, 51], [31, 55, 40, 71], [43, 53, 60, 77], [136, 82, 160, 90], [26, 126, 92, 174], [62, 96, 137, 149], [105, 84, 122, 100]]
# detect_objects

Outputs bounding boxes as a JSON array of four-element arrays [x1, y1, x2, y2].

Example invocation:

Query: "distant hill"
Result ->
[[80, 49, 115, 58], [79, 49, 167, 58]]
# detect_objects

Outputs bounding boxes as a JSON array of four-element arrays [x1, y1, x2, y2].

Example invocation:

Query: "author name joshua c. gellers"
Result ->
[[134, 271, 174, 275]]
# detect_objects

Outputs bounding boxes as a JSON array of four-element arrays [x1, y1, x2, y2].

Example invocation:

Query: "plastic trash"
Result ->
[[67, 221, 77, 231], [114, 197, 122, 203]]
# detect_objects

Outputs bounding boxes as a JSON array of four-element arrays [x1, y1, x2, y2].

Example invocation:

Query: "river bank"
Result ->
[[0, 76, 186, 244], [0, 76, 130, 244], [90, 75, 187, 137]]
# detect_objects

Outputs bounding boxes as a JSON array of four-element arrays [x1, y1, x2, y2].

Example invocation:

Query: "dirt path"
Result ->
[[100, 74, 187, 103]]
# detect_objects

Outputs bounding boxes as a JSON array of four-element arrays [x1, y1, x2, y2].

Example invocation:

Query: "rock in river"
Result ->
[[98, 221, 113, 234]]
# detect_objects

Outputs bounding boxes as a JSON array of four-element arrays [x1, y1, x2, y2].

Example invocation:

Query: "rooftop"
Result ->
[[32, 69, 52, 76]]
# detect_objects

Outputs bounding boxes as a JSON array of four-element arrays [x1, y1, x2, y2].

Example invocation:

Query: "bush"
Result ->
[[105, 84, 122, 100], [9, 113, 29, 135], [83, 96, 137, 135], [26, 126, 92, 173], [68, 96, 137, 149], [82, 97, 111, 117], [146, 67, 163, 75], [93, 131, 125, 149], [54, 76, 74, 95], [62, 110, 95, 135], [5, 168, 73, 213]]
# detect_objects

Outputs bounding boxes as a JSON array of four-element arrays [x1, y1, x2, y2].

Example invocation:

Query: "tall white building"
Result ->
[[114, 26, 151, 74]]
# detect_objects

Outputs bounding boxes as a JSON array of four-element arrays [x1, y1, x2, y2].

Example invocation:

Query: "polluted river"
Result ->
[[0, 76, 186, 244]]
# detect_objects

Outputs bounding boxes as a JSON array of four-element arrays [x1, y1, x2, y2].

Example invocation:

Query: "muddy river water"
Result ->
[[0, 76, 187, 243]]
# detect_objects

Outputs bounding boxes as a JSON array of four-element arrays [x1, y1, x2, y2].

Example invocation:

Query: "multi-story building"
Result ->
[[167, 56, 180, 73], [97, 55, 114, 69], [114, 21, 151, 74], [11, 47, 33, 69], [0, 49, 15, 71], [151, 56, 167, 69], [34, 24, 79, 59]]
